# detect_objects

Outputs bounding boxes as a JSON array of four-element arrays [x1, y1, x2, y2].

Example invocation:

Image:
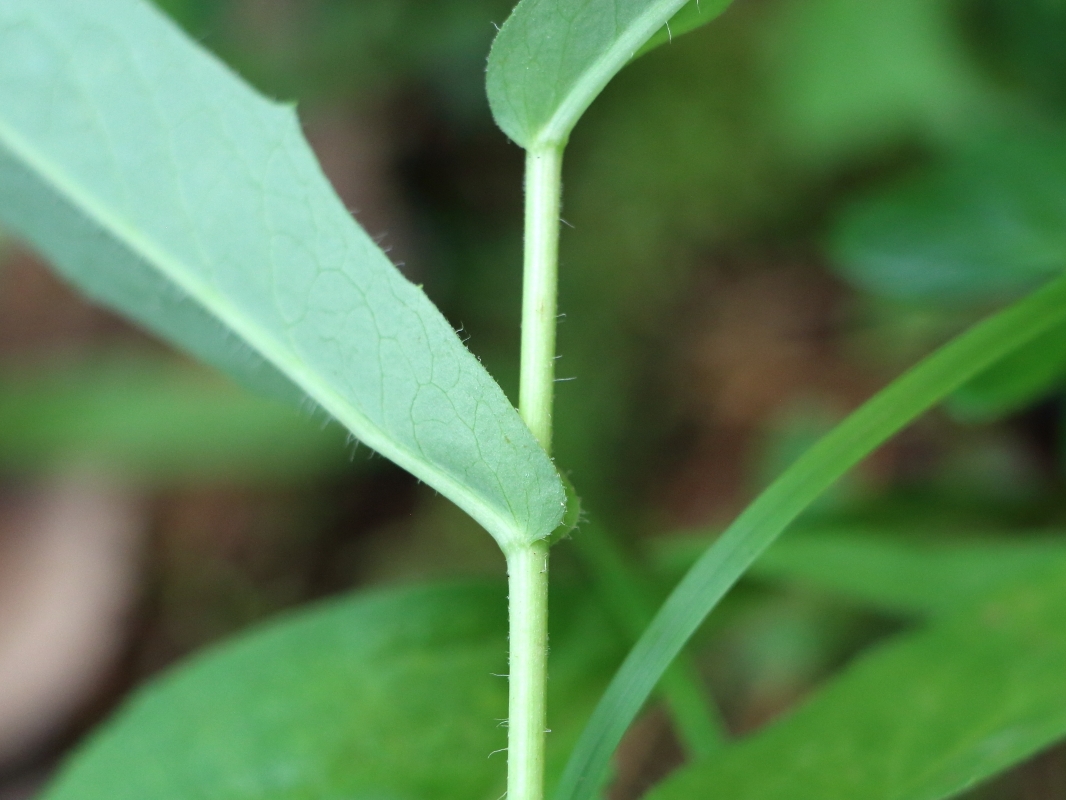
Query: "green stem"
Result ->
[[507, 540, 552, 800], [519, 147, 564, 450], [508, 145, 564, 800]]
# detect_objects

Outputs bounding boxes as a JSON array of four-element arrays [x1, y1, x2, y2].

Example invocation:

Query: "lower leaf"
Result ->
[[648, 561, 1066, 800], [42, 582, 621, 800]]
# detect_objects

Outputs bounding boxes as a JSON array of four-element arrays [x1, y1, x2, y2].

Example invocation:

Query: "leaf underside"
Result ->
[[0, 0, 564, 551], [636, 0, 736, 58]]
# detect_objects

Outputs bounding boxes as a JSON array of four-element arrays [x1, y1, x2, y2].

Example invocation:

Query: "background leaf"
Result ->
[[42, 581, 622, 800], [648, 562, 1066, 800], [748, 530, 1066, 617], [831, 133, 1066, 302], [764, 0, 989, 163], [0, 0, 563, 551], [0, 356, 351, 482]]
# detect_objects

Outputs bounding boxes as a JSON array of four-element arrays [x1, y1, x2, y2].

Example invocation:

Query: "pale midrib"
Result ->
[[534, 0, 689, 148], [0, 117, 523, 550]]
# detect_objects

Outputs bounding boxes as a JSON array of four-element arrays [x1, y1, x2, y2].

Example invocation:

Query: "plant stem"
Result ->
[[507, 540, 551, 800], [508, 145, 564, 800], [519, 146, 563, 451]]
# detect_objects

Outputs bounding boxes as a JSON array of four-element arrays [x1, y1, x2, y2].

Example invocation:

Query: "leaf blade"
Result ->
[[42, 582, 624, 800], [634, 0, 735, 59], [486, 0, 735, 150], [0, 0, 564, 551]]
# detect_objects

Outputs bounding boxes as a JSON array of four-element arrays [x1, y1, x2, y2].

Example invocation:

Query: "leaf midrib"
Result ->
[[0, 116, 522, 548]]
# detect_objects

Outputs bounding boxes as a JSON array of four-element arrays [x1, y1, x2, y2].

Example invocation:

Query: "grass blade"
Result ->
[[0, 0, 564, 551], [572, 521, 726, 757], [554, 270, 1066, 800]]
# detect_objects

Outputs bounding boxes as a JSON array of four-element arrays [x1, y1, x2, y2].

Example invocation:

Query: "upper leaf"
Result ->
[[486, 0, 735, 150], [0, 0, 565, 551]]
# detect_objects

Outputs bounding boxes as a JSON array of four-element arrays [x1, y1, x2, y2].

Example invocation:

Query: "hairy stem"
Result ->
[[519, 147, 563, 450], [507, 541, 552, 800], [508, 145, 564, 800]]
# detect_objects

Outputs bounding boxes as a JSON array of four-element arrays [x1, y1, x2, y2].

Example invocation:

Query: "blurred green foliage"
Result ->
[[0, 357, 351, 483]]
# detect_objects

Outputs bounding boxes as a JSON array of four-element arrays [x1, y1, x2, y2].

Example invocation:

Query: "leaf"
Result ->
[[0, 0, 564, 552], [948, 318, 1066, 422], [0, 356, 350, 482], [831, 133, 1066, 302], [648, 563, 1066, 800], [554, 271, 1066, 800], [486, 0, 734, 150], [751, 530, 1066, 617], [634, 0, 735, 59], [42, 581, 623, 800]]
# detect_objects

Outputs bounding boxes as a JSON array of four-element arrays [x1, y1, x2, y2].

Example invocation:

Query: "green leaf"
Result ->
[[0, 0, 564, 552], [486, 0, 734, 150], [554, 271, 1066, 800], [0, 356, 351, 482], [42, 582, 622, 800], [634, 0, 735, 59], [948, 318, 1066, 422], [751, 530, 1066, 617], [831, 133, 1066, 302], [648, 563, 1066, 800]]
